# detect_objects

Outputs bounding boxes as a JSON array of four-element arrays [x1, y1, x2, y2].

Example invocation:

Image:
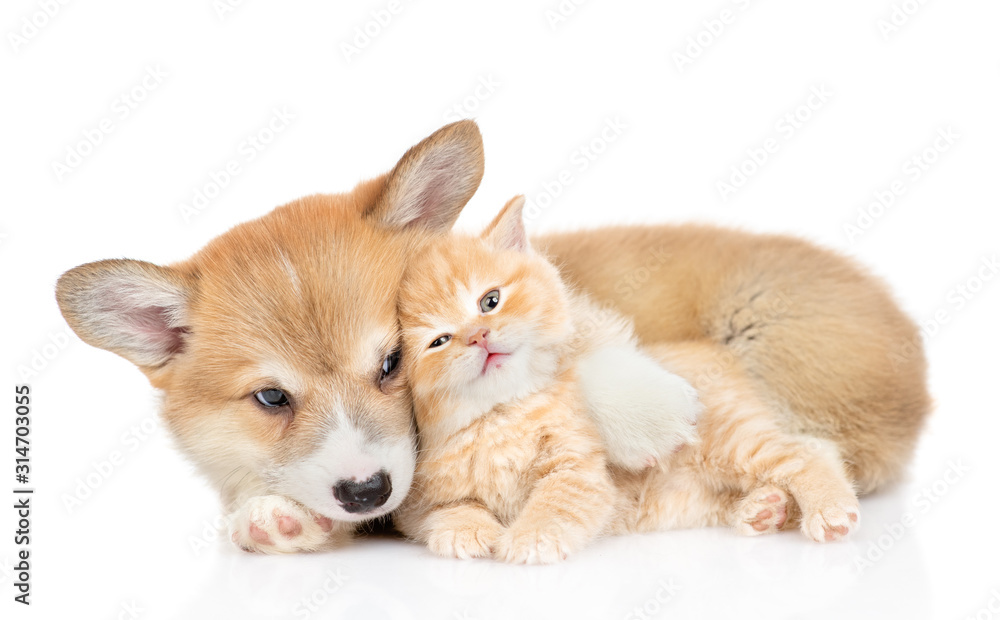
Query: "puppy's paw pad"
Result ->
[[495, 529, 571, 564], [802, 502, 860, 543], [735, 486, 789, 536], [315, 515, 334, 532], [228, 495, 335, 554], [277, 515, 302, 538], [249, 522, 274, 545]]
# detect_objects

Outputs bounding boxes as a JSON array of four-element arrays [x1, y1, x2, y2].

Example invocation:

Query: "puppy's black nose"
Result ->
[[333, 471, 392, 514]]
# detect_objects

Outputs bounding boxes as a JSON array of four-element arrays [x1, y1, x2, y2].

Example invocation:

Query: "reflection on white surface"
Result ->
[[95, 479, 938, 620]]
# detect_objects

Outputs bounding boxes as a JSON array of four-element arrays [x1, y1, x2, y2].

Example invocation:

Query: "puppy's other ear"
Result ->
[[366, 120, 485, 233], [482, 195, 530, 253], [56, 259, 192, 370]]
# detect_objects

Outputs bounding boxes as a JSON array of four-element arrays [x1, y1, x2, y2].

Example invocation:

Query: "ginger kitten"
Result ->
[[394, 196, 684, 563]]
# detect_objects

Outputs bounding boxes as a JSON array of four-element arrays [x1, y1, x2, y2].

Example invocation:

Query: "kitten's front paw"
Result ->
[[735, 486, 790, 536], [494, 527, 573, 564], [228, 495, 341, 554], [801, 499, 860, 543], [426, 520, 501, 560]]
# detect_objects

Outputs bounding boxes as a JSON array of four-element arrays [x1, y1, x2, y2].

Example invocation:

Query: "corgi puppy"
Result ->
[[55, 120, 930, 553], [56, 122, 488, 552]]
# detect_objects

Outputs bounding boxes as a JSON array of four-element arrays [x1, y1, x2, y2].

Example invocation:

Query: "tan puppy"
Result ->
[[538, 225, 930, 498], [57, 122, 487, 552], [55, 120, 929, 552]]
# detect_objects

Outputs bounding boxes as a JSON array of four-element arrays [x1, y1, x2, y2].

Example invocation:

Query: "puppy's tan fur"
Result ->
[[538, 225, 930, 496]]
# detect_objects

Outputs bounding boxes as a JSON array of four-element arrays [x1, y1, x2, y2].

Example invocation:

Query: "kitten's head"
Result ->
[[399, 196, 573, 424]]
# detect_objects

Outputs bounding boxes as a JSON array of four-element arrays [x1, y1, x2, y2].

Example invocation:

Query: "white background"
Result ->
[[2, 0, 999, 618]]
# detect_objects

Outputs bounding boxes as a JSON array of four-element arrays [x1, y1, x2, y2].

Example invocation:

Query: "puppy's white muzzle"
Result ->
[[278, 417, 415, 522]]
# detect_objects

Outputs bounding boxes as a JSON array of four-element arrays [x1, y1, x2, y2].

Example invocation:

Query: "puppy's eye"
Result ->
[[381, 350, 400, 378], [479, 289, 500, 313], [429, 334, 452, 348], [255, 389, 289, 408]]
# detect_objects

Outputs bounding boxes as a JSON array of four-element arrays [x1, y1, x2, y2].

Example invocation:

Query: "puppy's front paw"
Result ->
[[494, 527, 573, 564], [637, 373, 702, 468], [578, 346, 702, 472], [228, 495, 342, 554]]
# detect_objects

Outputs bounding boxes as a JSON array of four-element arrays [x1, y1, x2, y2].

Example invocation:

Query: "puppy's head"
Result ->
[[56, 120, 484, 521]]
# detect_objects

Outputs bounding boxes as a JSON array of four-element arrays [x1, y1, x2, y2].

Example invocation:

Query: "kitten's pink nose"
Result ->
[[467, 328, 490, 347]]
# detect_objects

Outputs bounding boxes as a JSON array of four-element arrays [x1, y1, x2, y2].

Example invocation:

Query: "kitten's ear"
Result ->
[[482, 195, 530, 252], [365, 120, 485, 233], [56, 259, 192, 371]]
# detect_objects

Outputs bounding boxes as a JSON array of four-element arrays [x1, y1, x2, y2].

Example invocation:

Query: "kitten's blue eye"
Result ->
[[429, 335, 452, 348], [479, 289, 500, 313], [255, 389, 289, 408]]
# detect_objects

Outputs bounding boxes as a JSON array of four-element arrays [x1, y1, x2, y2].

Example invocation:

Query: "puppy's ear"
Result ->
[[482, 195, 530, 253], [366, 120, 485, 233], [56, 259, 192, 370]]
